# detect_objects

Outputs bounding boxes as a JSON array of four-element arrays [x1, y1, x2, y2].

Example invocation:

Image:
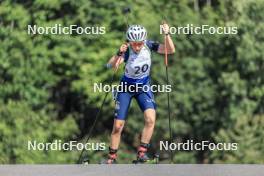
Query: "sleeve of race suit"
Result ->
[[146, 40, 160, 52], [123, 48, 129, 63]]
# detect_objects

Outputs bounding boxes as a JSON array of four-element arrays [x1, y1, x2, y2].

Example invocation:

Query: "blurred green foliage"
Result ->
[[0, 0, 263, 163]]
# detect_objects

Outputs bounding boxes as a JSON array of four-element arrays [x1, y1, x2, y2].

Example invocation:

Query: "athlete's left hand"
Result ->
[[161, 22, 170, 35]]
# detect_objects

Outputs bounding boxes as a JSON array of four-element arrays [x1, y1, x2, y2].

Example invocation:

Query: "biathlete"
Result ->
[[104, 23, 175, 164]]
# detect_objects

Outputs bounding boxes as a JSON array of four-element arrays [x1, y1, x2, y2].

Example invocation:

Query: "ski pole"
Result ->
[[77, 57, 122, 164], [77, 7, 131, 164], [122, 7, 131, 29], [163, 20, 173, 164]]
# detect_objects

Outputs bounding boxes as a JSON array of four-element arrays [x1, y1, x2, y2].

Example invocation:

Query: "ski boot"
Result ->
[[100, 147, 117, 164], [132, 143, 159, 164]]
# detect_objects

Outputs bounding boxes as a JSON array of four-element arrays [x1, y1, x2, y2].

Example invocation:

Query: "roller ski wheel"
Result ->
[[100, 158, 117, 164], [132, 154, 159, 164], [81, 157, 90, 165], [100, 153, 117, 164]]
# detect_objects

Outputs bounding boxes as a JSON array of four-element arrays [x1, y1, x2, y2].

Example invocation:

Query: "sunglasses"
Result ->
[[130, 42, 144, 47]]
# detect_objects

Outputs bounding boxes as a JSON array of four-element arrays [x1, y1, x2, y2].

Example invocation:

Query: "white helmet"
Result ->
[[126, 25, 147, 42]]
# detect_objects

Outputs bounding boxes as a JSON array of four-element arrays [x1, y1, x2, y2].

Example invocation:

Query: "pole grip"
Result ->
[[164, 34, 168, 66]]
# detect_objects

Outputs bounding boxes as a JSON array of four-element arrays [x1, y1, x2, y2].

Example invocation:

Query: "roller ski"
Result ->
[[78, 155, 90, 165], [132, 143, 159, 164], [100, 147, 118, 164], [132, 154, 159, 164]]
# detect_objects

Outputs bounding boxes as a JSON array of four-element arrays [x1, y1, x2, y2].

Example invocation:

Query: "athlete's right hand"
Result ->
[[112, 43, 128, 70], [119, 43, 128, 54]]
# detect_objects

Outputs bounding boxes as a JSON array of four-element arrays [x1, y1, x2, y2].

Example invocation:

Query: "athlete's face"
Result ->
[[130, 41, 144, 53]]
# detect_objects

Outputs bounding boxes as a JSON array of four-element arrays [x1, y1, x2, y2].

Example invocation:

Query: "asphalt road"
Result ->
[[0, 164, 263, 176]]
